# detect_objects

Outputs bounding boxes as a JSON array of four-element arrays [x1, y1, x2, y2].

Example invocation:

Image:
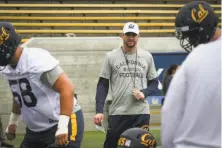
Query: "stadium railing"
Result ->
[[1, 16, 221, 21], [0, 10, 220, 14], [17, 29, 175, 34], [0, 4, 220, 8], [11, 22, 222, 27]]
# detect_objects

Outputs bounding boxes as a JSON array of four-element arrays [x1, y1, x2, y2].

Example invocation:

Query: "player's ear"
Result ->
[[120, 33, 125, 39]]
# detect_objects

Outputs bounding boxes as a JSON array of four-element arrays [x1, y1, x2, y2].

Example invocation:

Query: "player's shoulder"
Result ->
[[20, 47, 59, 73], [198, 36, 221, 53], [186, 38, 221, 63], [24, 47, 50, 57], [181, 38, 221, 73]]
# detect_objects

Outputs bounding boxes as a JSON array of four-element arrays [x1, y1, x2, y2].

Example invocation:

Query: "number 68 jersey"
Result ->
[[1, 48, 81, 132]]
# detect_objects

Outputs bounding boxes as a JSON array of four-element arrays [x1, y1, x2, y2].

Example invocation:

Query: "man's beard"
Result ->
[[125, 41, 135, 48]]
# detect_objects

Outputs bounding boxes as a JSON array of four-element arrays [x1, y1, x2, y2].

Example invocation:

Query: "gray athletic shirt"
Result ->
[[100, 48, 158, 115]]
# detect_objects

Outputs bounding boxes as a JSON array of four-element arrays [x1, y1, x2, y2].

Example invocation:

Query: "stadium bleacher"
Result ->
[[0, 0, 220, 42]]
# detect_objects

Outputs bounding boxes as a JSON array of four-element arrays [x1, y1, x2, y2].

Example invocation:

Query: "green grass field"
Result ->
[[7, 130, 160, 148]]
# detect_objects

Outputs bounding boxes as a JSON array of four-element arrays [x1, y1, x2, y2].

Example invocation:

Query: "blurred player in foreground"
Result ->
[[0, 22, 84, 148], [161, 1, 221, 148]]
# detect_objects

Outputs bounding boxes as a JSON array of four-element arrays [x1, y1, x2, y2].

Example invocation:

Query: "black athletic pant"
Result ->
[[20, 110, 84, 148], [103, 114, 150, 148]]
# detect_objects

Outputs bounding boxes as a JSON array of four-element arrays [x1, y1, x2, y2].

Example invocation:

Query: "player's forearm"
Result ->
[[60, 88, 74, 116], [95, 77, 109, 113], [8, 101, 21, 125], [52, 72, 74, 137], [140, 78, 158, 97], [12, 101, 21, 115]]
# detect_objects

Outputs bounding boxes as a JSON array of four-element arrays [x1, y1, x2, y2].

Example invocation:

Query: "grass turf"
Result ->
[[7, 130, 161, 148]]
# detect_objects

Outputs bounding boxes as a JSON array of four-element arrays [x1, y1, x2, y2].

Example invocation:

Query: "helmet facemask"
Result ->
[[175, 28, 200, 52], [175, 25, 216, 53], [0, 39, 17, 68]]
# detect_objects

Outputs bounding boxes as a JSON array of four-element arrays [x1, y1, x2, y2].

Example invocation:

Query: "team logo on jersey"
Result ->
[[48, 119, 58, 124], [0, 27, 10, 45], [191, 4, 208, 23]]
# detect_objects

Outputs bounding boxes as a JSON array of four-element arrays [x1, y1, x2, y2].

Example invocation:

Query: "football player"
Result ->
[[161, 1, 221, 148], [0, 22, 84, 148]]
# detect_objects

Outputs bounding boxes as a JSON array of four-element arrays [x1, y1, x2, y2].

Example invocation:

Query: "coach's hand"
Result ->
[[93, 113, 104, 126], [132, 88, 145, 100], [5, 124, 17, 141]]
